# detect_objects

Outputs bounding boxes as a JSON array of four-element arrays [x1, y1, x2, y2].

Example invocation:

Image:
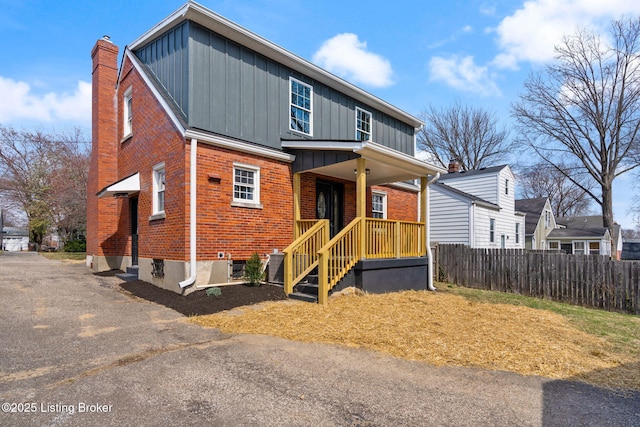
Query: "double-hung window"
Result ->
[[233, 163, 261, 208], [356, 107, 372, 141], [290, 77, 312, 135], [490, 218, 496, 243], [123, 87, 133, 138], [515, 222, 520, 244], [152, 164, 165, 216], [371, 191, 387, 219]]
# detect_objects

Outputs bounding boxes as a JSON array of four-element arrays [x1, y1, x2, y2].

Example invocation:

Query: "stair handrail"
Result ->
[[317, 217, 362, 305], [283, 219, 329, 295]]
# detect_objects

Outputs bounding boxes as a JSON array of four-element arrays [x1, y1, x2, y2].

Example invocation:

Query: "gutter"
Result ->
[[179, 138, 198, 289], [426, 172, 440, 291]]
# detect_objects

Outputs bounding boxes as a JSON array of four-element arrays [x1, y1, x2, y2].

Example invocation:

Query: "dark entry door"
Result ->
[[316, 181, 344, 238], [130, 198, 138, 266]]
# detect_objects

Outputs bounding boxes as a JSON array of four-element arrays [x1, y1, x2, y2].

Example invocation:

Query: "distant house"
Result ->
[[2, 227, 29, 252], [515, 197, 556, 250], [86, 2, 445, 301], [430, 164, 525, 249], [555, 216, 620, 258], [621, 239, 640, 260]]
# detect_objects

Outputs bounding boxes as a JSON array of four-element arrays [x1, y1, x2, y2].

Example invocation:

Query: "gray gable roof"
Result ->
[[548, 227, 610, 239], [439, 165, 509, 181], [515, 198, 548, 235], [434, 182, 500, 210]]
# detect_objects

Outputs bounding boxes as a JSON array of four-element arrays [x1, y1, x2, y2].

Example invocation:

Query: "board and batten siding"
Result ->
[[135, 21, 415, 155], [430, 188, 471, 245]]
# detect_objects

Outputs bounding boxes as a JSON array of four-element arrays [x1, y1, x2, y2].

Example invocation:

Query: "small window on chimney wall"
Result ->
[[123, 87, 133, 138]]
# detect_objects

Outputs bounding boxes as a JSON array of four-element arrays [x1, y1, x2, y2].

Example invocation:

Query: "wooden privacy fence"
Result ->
[[434, 244, 640, 315]]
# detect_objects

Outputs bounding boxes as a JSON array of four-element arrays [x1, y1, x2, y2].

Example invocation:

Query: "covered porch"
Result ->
[[281, 140, 446, 304]]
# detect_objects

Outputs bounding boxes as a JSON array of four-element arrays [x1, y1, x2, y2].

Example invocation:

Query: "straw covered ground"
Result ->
[[190, 287, 640, 391]]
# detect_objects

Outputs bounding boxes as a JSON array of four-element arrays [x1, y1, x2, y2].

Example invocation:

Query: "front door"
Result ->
[[316, 180, 344, 237]]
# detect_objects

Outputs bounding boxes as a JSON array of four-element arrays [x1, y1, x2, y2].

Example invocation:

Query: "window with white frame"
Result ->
[[548, 241, 559, 250], [544, 210, 551, 228], [371, 191, 387, 219], [490, 218, 496, 243], [123, 87, 133, 138], [589, 241, 600, 255], [515, 222, 520, 244], [356, 107, 372, 141], [233, 163, 261, 207], [505, 178, 509, 195], [152, 164, 165, 215], [289, 77, 312, 135], [573, 241, 585, 255]]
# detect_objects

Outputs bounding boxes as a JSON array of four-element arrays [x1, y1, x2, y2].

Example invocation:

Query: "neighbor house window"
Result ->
[[573, 241, 585, 255], [505, 179, 509, 195], [549, 241, 559, 250], [515, 223, 520, 244], [490, 218, 495, 243], [233, 163, 261, 208], [289, 77, 312, 135], [356, 107, 372, 141], [544, 210, 551, 228], [123, 86, 133, 138], [371, 191, 387, 219], [152, 163, 165, 215], [589, 241, 600, 255]]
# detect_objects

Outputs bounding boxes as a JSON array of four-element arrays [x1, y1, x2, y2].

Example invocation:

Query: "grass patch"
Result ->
[[443, 284, 640, 358], [40, 252, 86, 262]]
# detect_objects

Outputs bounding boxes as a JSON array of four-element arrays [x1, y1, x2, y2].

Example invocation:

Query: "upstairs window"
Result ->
[[123, 87, 133, 138], [152, 164, 165, 215], [356, 107, 372, 141], [371, 191, 387, 219], [505, 178, 509, 195], [515, 222, 520, 244], [290, 77, 312, 135]]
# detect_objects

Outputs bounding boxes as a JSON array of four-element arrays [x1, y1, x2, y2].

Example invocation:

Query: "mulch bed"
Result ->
[[118, 280, 287, 316]]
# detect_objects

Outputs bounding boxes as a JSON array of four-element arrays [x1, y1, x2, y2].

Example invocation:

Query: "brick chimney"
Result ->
[[86, 36, 119, 262], [448, 159, 460, 173]]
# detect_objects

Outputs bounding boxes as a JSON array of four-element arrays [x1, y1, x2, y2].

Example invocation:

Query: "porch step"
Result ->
[[288, 292, 318, 303], [116, 265, 139, 282], [288, 280, 319, 303]]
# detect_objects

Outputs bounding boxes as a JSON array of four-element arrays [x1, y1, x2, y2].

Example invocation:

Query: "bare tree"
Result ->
[[512, 18, 640, 228], [0, 125, 89, 248], [417, 101, 512, 171], [517, 162, 593, 217]]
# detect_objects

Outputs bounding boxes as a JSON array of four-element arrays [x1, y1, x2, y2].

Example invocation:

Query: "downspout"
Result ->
[[426, 172, 440, 291], [180, 138, 198, 289]]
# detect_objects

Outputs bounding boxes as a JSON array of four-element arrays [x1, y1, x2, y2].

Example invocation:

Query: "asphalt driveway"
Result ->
[[0, 252, 638, 426]]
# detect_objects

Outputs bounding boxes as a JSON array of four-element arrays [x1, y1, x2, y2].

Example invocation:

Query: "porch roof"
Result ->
[[281, 140, 446, 186], [97, 172, 140, 198]]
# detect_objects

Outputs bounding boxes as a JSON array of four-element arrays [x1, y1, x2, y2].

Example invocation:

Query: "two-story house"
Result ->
[[87, 2, 445, 302], [430, 163, 525, 248]]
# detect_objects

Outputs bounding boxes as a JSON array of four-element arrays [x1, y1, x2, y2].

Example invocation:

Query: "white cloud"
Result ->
[[428, 55, 502, 97], [312, 33, 394, 88], [492, 0, 640, 69], [0, 76, 91, 125]]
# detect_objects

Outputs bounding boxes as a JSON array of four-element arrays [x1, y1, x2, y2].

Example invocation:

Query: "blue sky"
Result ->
[[1, 0, 639, 228]]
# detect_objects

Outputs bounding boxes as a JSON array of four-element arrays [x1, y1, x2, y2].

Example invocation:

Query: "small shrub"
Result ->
[[64, 239, 86, 252], [244, 252, 265, 287], [206, 287, 222, 297]]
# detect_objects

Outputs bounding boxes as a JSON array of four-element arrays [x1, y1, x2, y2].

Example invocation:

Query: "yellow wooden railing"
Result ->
[[283, 219, 330, 295], [295, 219, 320, 239], [317, 217, 362, 305], [365, 219, 426, 258]]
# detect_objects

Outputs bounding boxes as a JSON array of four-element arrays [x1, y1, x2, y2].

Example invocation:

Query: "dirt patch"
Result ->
[[190, 289, 640, 391], [118, 280, 287, 316]]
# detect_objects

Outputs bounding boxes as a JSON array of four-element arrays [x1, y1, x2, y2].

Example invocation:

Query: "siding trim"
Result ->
[[185, 129, 295, 162]]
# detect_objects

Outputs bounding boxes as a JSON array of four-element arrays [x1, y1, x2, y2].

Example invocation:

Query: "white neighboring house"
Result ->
[[2, 227, 29, 251], [430, 164, 525, 249]]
